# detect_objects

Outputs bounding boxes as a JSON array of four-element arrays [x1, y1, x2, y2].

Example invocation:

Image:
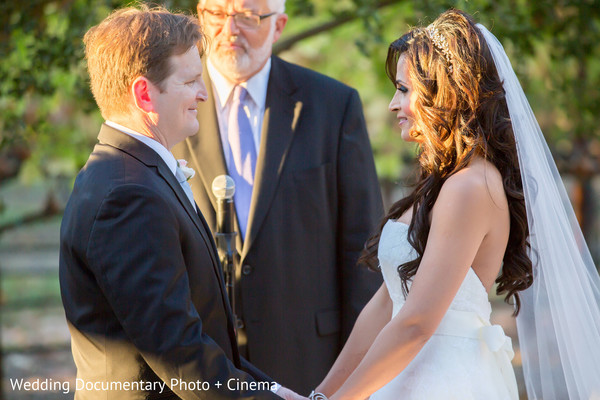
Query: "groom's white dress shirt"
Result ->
[[104, 120, 196, 210]]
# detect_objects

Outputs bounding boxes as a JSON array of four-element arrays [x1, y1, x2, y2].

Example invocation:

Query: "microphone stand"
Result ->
[[215, 228, 237, 325], [212, 176, 240, 337]]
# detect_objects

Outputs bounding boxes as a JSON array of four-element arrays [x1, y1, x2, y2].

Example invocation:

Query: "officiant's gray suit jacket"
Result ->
[[173, 55, 383, 392]]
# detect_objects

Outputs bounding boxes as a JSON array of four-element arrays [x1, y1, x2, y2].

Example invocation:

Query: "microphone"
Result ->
[[212, 175, 235, 234]]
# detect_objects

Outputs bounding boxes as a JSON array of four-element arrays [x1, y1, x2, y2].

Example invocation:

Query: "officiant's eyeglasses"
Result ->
[[201, 9, 277, 30]]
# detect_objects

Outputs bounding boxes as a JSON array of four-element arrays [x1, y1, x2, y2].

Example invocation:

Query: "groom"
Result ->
[[59, 6, 304, 399]]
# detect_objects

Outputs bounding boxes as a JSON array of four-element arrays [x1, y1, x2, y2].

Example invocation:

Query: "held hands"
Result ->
[[308, 390, 370, 400], [276, 386, 310, 400]]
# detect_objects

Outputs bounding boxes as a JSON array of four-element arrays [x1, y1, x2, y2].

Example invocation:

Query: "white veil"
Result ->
[[476, 24, 600, 399]]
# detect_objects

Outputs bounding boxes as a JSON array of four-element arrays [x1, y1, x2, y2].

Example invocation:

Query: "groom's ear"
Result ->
[[132, 76, 157, 113]]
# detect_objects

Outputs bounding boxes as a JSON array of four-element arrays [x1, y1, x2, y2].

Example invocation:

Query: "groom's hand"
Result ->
[[276, 386, 310, 400]]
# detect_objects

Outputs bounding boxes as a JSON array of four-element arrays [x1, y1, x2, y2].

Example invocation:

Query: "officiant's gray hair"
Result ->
[[271, 0, 286, 12]]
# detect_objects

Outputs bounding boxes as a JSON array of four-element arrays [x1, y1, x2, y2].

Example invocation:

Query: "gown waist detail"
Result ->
[[434, 308, 517, 400]]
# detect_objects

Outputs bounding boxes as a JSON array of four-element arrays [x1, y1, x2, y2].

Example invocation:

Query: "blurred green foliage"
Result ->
[[278, 0, 600, 182], [1, 0, 599, 185], [2, 272, 61, 308]]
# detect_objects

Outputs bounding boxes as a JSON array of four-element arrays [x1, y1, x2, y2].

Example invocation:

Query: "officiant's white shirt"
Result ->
[[207, 57, 271, 167]]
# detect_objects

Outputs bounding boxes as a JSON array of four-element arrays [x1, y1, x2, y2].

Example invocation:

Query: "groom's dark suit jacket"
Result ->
[[59, 124, 279, 399], [173, 56, 383, 392]]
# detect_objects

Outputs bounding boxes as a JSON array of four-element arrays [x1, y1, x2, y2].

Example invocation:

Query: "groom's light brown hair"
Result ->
[[84, 5, 205, 119]]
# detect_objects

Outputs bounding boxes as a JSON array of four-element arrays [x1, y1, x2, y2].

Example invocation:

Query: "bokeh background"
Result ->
[[1, 0, 599, 398]]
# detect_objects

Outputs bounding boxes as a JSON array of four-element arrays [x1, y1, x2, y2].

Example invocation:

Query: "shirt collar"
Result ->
[[207, 57, 271, 110], [104, 120, 178, 177]]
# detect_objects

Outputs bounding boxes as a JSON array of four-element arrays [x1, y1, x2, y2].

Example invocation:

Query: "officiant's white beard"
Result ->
[[209, 29, 275, 83]]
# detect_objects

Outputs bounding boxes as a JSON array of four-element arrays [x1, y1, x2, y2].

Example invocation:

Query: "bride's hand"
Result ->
[[276, 386, 309, 400]]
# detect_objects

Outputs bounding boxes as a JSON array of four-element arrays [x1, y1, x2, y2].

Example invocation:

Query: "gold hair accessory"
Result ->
[[426, 26, 453, 72]]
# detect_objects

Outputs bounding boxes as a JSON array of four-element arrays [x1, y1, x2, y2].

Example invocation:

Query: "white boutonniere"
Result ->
[[177, 159, 195, 182]]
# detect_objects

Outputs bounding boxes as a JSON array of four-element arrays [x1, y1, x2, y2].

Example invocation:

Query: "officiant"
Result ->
[[173, 0, 383, 392]]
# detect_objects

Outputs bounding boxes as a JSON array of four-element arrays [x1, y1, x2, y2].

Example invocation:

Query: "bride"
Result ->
[[310, 9, 600, 400]]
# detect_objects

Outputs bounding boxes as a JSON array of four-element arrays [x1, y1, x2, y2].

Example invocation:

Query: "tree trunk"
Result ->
[[571, 174, 599, 268]]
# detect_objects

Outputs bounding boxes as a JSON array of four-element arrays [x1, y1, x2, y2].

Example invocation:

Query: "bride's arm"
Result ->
[[329, 172, 497, 400], [314, 283, 392, 396]]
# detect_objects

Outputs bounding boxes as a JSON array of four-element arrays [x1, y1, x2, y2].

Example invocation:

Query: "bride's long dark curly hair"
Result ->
[[360, 9, 533, 314]]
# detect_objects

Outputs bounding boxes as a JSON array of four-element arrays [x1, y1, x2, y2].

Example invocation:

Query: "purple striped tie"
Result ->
[[227, 85, 256, 239]]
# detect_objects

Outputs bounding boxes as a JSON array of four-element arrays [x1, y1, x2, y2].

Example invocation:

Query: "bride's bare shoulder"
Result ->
[[438, 158, 507, 213]]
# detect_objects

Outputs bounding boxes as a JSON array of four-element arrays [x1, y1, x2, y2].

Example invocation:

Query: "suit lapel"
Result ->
[[155, 164, 207, 237], [152, 154, 230, 305], [97, 125, 225, 292], [185, 58, 302, 260], [242, 57, 303, 259]]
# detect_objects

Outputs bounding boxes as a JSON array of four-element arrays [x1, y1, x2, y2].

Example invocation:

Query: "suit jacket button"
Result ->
[[237, 318, 245, 329], [242, 264, 253, 275]]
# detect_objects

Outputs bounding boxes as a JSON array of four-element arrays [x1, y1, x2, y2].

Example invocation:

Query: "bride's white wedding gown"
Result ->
[[370, 220, 518, 400]]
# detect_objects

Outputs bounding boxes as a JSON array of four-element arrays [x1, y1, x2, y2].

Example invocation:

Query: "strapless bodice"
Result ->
[[371, 220, 518, 400], [378, 220, 492, 320]]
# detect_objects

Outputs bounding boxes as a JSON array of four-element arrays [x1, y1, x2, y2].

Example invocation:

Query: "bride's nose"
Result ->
[[389, 91, 400, 112]]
